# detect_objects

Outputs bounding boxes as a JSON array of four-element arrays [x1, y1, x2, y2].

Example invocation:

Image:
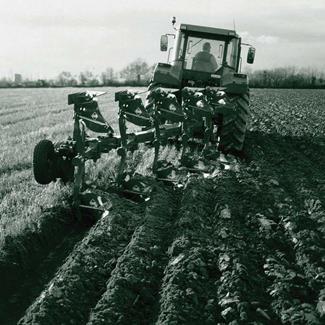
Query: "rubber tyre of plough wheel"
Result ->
[[33, 139, 56, 184], [219, 92, 250, 153]]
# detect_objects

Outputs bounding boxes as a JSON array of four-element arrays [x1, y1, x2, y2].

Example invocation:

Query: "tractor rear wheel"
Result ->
[[219, 92, 250, 153], [33, 139, 56, 184]]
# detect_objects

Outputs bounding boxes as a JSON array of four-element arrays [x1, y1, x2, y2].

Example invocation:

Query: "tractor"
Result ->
[[150, 17, 255, 152], [32, 18, 255, 212]]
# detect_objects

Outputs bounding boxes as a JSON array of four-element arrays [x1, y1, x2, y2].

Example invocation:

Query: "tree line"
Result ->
[[247, 67, 325, 89], [1, 60, 324, 89], [0, 58, 154, 88]]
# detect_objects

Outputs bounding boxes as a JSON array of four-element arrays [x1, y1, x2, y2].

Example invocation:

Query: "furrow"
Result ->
[[88, 184, 178, 324], [18, 195, 145, 325], [0, 204, 75, 323], [156, 177, 223, 324]]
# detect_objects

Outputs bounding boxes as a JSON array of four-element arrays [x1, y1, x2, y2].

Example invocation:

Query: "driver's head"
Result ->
[[203, 42, 211, 52]]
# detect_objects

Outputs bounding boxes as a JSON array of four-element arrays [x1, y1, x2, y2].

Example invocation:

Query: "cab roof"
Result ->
[[180, 24, 239, 38]]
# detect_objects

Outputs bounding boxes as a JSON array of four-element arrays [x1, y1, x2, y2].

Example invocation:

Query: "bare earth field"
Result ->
[[0, 87, 324, 324]]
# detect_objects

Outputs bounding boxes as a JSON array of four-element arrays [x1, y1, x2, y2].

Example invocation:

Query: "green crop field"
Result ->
[[0, 87, 325, 324]]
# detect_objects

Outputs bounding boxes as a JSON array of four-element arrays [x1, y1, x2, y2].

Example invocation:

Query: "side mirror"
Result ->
[[160, 35, 168, 51], [247, 47, 256, 64]]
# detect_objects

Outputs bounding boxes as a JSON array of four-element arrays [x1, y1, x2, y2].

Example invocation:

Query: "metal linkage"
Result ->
[[36, 89, 237, 214], [181, 88, 215, 158], [68, 91, 121, 215], [115, 88, 184, 176], [113, 87, 236, 172], [148, 88, 184, 172], [69, 91, 114, 135], [204, 87, 236, 118]]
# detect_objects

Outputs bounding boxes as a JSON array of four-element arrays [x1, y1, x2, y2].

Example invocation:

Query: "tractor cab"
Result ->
[[153, 23, 255, 90]]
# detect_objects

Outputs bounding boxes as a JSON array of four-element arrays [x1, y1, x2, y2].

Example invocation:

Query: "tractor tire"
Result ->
[[33, 139, 56, 184], [219, 92, 250, 153]]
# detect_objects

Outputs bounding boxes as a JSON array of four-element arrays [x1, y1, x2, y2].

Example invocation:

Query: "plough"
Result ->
[[33, 87, 236, 213]]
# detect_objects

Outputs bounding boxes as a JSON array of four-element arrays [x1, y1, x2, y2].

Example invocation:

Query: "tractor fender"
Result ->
[[152, 61, 182, 87]]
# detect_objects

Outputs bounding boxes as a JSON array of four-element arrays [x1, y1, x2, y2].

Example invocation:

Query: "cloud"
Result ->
[[256, 35, 279, 45], [241, 32, 279, 45]]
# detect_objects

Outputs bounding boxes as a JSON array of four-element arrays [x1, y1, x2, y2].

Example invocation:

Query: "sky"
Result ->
[[0, 0, 324, 79]]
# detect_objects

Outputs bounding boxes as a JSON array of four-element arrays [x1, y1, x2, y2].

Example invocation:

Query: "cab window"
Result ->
[[184, 36, 225, 72], [226, 38, 239, 69]]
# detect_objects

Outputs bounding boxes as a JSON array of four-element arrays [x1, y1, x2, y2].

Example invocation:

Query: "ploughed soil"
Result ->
[[1, 89, 325, 324]]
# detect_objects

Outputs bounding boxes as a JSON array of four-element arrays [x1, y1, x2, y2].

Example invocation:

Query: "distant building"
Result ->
[[14, 73, 22, 84]]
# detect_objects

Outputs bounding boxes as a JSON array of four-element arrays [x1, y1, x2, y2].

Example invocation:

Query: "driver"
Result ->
[[192, 42, 218, 72]]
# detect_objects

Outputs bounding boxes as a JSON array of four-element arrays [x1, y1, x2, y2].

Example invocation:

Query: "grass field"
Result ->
[[0, 87, 325, 324]]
